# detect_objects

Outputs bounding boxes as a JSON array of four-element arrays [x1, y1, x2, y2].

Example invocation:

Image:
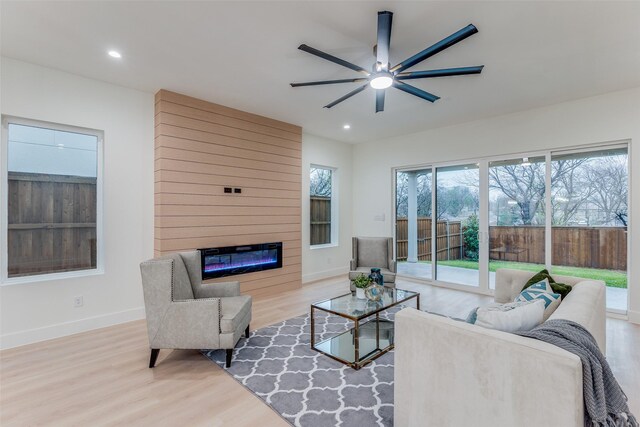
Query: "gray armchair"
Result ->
[[348, 237, 397, 290], [139, 250, 252, 368]]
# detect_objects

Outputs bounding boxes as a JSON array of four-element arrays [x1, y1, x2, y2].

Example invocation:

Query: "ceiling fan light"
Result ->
[[370, 72, 393, 89]]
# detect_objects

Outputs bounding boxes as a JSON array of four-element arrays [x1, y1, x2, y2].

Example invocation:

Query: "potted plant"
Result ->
[[352, 273, 372, 299]]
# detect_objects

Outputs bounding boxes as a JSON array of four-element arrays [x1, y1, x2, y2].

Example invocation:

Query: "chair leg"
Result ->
[[149, 349, 160, 368], [245, 324, 250, 338], [225, 349, 233, 368]]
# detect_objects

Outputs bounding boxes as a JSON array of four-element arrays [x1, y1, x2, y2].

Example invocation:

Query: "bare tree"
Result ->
[[550, 158, 593, 225], [416, 172, 432, 216], [489, 162, 546, 225], [436, 185, 478, 220], [310, 167, 331, 197], [396, 171, 432, 218], [584, 156, 628, 226], [488, 159, 590, 225], [396, 172, 408, 217]]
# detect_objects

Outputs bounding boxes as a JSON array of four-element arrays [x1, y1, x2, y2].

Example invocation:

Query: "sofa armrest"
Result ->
[[150, 299, 221, 349], [394, 308, 584, 427], [550, 279, 606, 354], [193, 281, 240, 298]]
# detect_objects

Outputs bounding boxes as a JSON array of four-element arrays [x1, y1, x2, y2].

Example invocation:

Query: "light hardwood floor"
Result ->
[[1, 277, 638, 426]]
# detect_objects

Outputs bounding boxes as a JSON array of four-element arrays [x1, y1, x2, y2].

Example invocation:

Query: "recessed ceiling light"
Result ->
[[108, 50, 122, 59], [343, 124, 351, 130]]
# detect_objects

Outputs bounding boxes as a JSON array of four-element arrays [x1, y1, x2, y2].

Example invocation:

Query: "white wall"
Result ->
[[352, 86, 640, 323], [0, 58, 155, 348], [302, 133, 353, 283]]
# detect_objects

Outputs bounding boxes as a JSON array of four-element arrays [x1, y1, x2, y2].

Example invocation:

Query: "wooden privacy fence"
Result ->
[[489, 226, 627, 271], [310, 196, 331, 245], [8, 172, 97, 277], [396, 218, 627, 271], [396, 218, 462, 262]]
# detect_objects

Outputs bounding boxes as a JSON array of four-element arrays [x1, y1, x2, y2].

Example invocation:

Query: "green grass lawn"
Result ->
[[434, 259, 627, 288]]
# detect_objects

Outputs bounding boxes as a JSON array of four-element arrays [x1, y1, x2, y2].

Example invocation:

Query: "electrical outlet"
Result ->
[[73, 296, 83, 307]]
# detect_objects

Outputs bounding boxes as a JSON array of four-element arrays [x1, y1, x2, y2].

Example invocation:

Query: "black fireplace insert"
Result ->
[[200, 242, 283, 280]]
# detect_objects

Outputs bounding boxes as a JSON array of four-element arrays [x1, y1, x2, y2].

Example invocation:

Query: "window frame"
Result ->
[[1, 116, 105, 285], [309, 164, 338, 249]]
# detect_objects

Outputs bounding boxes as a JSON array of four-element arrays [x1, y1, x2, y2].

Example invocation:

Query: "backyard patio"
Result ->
[[397, 261, 627, 311]]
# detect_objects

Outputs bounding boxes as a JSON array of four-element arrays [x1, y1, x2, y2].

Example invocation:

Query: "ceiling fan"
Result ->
[[290, 11, 484, 112]]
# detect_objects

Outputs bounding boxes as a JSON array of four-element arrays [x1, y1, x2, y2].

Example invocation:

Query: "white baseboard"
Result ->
[[302, 266, 348, 284], [628, 309, 640, 325], [0, 307, 146, 350]]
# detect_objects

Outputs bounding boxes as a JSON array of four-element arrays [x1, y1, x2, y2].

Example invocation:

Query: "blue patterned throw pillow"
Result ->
[[514, 279, 561, 320]]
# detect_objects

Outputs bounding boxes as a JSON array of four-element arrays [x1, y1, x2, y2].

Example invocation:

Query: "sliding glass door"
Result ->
[[393, 143, 629, 311], [550, 147, 628, 312], [435, 164, 480, 287], [395, 169, 433, 280], [488, 156, 546, 288]]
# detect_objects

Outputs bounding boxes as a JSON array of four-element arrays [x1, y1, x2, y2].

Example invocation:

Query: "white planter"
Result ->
[[356, 288, 366, 299]]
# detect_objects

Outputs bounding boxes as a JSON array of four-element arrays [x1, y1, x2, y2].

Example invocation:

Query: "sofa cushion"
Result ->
[[474, 300, 545, 333], [515, 279, 561, 321], [522, 269, 572, 299], [220, 295, 252, 334]]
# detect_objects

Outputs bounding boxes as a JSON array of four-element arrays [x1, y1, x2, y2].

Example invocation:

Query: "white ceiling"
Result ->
[[2, 1, 640, 143]]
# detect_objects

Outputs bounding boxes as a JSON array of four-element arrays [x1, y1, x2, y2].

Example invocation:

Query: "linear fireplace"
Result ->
[[200, 242, 283, 280]]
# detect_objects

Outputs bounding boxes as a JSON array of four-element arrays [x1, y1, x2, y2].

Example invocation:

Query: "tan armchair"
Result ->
[[139, 251, 252, 368], [348, 237, 396, 290]]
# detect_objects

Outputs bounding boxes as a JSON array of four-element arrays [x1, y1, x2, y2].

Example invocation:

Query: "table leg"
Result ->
[[354, 319, 360, 365], [376, 313, 380, 350], [310, 306, 315, 348], [416, 294, 421, 311]]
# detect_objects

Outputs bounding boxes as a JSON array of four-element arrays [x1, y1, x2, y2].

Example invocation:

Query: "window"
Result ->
[[310, 165, 336, 246], [550, 147, 628, 312], [2, 117, 102, 281], [394, 142, 629, 312]]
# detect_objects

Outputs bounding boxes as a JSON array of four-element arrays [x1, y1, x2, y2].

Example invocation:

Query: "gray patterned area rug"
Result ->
[[203, 310, 398, 427]]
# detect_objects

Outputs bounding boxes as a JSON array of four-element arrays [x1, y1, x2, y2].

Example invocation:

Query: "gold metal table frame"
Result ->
[[310, 289, 420, 370]]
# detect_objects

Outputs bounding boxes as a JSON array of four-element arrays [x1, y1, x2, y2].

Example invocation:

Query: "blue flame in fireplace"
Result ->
[[204, 250, 278, 273]]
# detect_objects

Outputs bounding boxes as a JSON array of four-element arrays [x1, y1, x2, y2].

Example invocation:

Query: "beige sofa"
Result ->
[[394, 268, 606, 427]]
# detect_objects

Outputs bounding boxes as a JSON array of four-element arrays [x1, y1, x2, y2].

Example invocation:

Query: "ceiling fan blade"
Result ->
[[290, 78, 368, 87], [390, 24, 478, 73], [324, 84, 368, 109], [392, 81, 440, 103], [298, 44, 370, 75], [375, 89, 385, 113], [396, 65, 484, 80], [376, 11, 393, 68]]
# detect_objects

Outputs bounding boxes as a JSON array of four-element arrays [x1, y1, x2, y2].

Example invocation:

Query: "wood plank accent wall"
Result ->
[[154, 90, 302, 295]]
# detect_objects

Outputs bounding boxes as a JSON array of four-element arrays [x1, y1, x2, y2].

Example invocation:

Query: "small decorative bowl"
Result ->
[[365, 283, 384, 302]]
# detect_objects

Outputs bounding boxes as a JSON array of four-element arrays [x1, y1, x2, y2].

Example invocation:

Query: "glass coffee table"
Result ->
[[310, 288, 420, 370]]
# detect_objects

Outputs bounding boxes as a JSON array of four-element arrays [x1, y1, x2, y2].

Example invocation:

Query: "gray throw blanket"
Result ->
[[517, 319, 638, 427]]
